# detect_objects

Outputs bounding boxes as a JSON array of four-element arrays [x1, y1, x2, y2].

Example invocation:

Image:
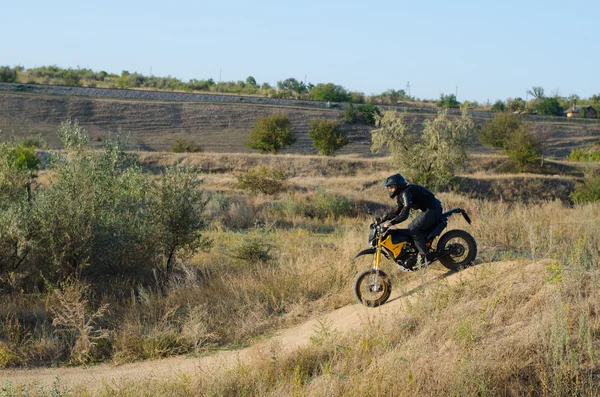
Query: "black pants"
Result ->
[[408, 205, 442, 256]]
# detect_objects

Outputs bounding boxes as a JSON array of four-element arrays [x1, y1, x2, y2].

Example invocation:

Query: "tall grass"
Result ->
[[2, 149, 600, 396]]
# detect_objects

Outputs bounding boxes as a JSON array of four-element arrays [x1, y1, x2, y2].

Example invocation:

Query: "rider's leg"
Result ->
[[408, 207, 442, 264]]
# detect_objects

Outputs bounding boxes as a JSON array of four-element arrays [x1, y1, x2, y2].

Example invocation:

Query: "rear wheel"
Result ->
[[436, 229, 477, 271], [353, 268, 392, 307]]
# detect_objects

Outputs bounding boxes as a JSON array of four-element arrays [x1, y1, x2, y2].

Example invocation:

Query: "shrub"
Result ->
[[436, 93, 460, 109], [534, 97, 563, 116], [507, 97, 526, 112], [150, 166, 212, 282], [357, 103, 381, 125], [236, 165, 288, 195], [232, 235, 273, 263], [61, 69, 81, 86], [343, 103, 358, 123], [171, 138, 203, 153], [478, 113, 522, 149], [308, 118, 347, 156], [310, 191, 354, 219], [478, 113, 542, 171], [47, 280, 109, 364], [0, 66, 17, 83], [570, 172, 600, 203], [505, 127, 542, 171], [271, 191, 355, 219], [491, 100, 506, 112], [247, 114, 295, 153], [309, 83, 350, 102], [568, 148, 600, 162], [371, 109, 474, 190]]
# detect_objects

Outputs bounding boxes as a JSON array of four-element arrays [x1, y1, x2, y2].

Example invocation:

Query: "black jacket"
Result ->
[[384, 184, 441, 225]]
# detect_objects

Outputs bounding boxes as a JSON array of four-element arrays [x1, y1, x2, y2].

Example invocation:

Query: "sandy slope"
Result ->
[[0, 261, 510, 393]]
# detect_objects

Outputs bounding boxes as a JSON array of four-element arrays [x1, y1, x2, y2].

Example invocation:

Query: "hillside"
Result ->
[[1, 85, 599, 157]]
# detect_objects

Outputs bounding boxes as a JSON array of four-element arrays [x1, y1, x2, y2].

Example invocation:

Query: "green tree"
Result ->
[[436, 94, 460, 109], [150, 166, 211, 285], [247, 114, 295, 153], [491, 100, 506, 112], [527, 86, 545, 101], [478, 113, 522, 149], [371, 109, 474, 189], [343, 103, 358, 123], [245, 76, 257, 86], [357, 103, 381, 125], [0, 142, 39, 284], [534, 97, 563, 116], [116, 71, 131, 89], [504, 127, 542, 170], [277, 78, 307, 96], [0, 66, 17, 83], [308, 118, 347, 156], [309, 83, 350, 102], [506, 97, 526, 112], [62, 69, 81, 86]]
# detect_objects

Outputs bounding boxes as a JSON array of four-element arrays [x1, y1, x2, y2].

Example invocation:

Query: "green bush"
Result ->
[[507, 97, 526, 112], [343, 103, 358, 123], [232, 235, 273, 263], [0, 120, 212, 290], [171, 138, 203, 153], [570, 172, 600, 203], [357, 103, 381, 125], [308, 118, 347, 156], [478, 113, 522, 149], [491, 100, 506, 112], [247, 114, 295, 153], [0, 66, 17, 83], [436, 94, 460, 109], [372, 109, 474, 190], [505, 127, 542, 171], [478, 113, 541, 171], [236, 165, 288, 196], [310, 191, 354, 219], [534, 98, 563, 116], [309, 83, 350, 102], [568, 148, 600, 162], [61, 69, 81, 86], [271, 191, 355, 219]]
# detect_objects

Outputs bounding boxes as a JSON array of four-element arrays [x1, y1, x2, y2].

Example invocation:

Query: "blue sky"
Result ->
[[2, 0, 598, 103]]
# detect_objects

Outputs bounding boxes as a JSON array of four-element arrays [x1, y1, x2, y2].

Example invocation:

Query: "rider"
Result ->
[[380, 174, 443, 266]]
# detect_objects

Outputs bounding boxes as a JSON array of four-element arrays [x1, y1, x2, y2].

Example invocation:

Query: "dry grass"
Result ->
[[2, 151, 600, 396]]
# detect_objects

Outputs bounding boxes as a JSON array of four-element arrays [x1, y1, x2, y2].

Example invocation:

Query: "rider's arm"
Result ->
[[381, 205, 401, 222], [389, 190, 412, 225]]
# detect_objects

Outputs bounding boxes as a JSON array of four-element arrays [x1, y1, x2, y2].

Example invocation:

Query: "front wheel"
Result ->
[[436, 229, 477, 271], [353, 268, 392, 307]]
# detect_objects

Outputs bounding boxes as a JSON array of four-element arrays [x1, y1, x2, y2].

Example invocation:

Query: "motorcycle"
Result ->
[[353, 208, 477, 307]]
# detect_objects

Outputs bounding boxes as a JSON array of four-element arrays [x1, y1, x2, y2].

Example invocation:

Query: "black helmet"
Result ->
[[382, 174, 408, 198]]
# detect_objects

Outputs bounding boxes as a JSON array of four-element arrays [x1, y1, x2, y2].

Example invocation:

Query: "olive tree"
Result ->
[[371, 109, 474, 190]]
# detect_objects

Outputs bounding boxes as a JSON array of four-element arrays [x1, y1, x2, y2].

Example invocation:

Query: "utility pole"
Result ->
[[406, 81, 410, 97], [219, 69, 222, 83], [455, 85, 458, 97]]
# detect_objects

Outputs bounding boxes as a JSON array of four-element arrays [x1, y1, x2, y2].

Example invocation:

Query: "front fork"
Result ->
[[372, 238, 383, 289]]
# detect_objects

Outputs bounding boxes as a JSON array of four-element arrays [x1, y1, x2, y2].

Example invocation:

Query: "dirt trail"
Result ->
[[0, 261, 511, 393]]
